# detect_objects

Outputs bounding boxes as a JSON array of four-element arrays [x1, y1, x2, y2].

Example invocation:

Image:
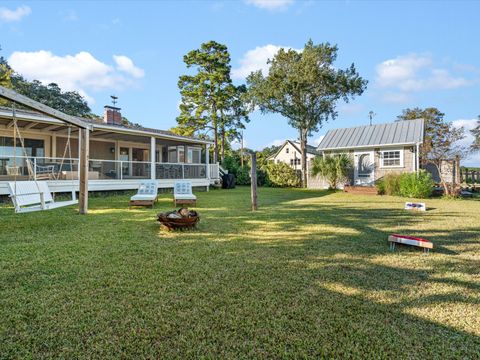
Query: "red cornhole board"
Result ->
[[388, 234, 433, 253]]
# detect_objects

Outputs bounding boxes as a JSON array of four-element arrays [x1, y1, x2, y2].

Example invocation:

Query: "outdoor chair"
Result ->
[[129, 180, 158, 208], [173, 180, 196, 206]]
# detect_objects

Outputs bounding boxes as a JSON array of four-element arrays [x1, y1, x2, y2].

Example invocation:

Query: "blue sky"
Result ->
[[1, 0, 479, 164]]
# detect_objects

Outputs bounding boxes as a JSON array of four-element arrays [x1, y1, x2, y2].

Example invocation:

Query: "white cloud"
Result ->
[[113, 55, 145, 78], [452, 118, 480, 166], [375, 54, 471, 93], [8, 50, 144, 104], [245, 0, 293, 11], [0, 5, 31, 22], [232, 44, 300, 79]]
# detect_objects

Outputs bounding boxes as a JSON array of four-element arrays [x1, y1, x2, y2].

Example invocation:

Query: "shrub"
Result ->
[[256, 168, 268, 187], [376, 173, 401, 195], [310, 154, 352, 189], [222, 155, 241, 175], [264, 162, 300, 187], [235, 166, 251, 185], [398, 170, 434, 198]]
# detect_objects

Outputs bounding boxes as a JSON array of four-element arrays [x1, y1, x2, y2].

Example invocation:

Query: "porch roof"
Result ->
[[0, 106, 213, 145]]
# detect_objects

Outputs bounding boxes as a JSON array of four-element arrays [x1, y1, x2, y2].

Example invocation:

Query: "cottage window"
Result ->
[[381, 150, 403, 167], [286, 147, 289, 153]]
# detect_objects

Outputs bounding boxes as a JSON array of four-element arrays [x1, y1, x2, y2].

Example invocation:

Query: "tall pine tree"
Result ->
[[177, 41, 249, 164]]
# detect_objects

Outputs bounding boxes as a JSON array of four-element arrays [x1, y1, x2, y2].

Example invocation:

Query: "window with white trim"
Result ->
[[187, 147, 201, 164], [381, 150, 403, 167]]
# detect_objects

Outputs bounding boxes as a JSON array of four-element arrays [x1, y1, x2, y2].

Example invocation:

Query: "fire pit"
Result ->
[[157, 208, 200, 230]]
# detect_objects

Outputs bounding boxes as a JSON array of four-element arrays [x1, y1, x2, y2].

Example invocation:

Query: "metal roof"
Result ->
[[317, 119, 424, 150]]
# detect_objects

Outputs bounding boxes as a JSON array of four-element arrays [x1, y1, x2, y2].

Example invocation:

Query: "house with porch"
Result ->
[[308, 119, 424, 189], [0, 105, 220, 195]]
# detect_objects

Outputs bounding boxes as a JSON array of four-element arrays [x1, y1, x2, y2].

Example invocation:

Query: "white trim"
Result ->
[[0, 108, 212, 145], [379, 148, 404, 168], [319, 142, 418, 152], [150, 137, 156, 180], [353, 150, 375, 185]]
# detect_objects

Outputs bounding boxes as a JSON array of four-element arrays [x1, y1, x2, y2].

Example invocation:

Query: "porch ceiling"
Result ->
[[0, 117, 203, 146]]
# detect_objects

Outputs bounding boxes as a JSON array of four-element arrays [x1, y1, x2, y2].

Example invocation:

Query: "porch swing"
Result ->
[[7, 103, 78, 213]]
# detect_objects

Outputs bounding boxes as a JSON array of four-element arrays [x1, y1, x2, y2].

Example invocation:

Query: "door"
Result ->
[[354, 151, 375, 185], [119, 147, 130, 177]]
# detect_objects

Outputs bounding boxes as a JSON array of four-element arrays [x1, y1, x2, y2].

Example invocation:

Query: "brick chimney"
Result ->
[[103, 106, 122, 125]]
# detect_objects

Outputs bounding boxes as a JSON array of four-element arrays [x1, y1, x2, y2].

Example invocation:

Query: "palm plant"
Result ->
[[311, 153, 352, 189]]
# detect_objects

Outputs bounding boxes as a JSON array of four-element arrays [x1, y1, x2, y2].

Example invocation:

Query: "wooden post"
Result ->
[[79, 128, 89, 215], [454, 155, 461, 185], [250, 152, 257, 211]]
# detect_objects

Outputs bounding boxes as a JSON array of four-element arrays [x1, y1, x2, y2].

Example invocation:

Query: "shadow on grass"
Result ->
[[0, 188, 479, 358]]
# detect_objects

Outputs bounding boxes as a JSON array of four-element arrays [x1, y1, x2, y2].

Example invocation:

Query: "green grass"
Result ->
[[0, 187, 479, 359]]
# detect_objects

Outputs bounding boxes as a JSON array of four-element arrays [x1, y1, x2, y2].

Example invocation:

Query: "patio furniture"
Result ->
[[26, 159, 56, 180], [173, 180, 196, 206], [59, 171, 99, 180], [6, 165, 21, 176], [129, 180, 158, 208], [8, 181, 78, 213]]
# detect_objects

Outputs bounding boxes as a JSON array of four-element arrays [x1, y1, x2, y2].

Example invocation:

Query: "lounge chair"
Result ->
[[173, 180, 196, 206], [129, 180, 158, 208]]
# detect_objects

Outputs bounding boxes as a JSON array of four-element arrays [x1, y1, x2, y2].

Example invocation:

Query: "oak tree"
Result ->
[[247, 40, 366, 186]]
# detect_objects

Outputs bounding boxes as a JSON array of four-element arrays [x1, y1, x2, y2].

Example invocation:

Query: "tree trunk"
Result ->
[[220, 125, 225, 164], [211, 102, 219, 164], [299, 128, 308, 188], [250, 153, 258, 211], [213, 124, 218, 164], [433, 161, 450, 196]]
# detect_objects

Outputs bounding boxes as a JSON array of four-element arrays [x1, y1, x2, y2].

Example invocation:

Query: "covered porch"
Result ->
[[0, 107, 220, 195]]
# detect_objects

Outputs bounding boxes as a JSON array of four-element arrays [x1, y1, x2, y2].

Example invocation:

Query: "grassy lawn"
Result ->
[[0, 187, 479, 359]]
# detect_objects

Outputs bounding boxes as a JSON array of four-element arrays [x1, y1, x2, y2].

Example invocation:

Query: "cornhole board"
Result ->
[[405, 202, 426, 211], [388, 234, 433, 253]]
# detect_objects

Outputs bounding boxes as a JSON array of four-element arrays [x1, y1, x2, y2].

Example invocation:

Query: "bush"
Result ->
[[376, 173, 401, 195], [398, 170, 434, 198], [310, 154, 352, 189], [264, 162, 301, 187], [235, 166, 251, 185], [256, 168, 268, 187]]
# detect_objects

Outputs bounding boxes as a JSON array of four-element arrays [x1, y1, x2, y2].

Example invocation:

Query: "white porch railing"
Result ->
[[1, 156, 221, 181]]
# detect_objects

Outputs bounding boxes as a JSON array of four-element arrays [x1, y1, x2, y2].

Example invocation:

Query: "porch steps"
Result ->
[[344, 185, 378, 195]]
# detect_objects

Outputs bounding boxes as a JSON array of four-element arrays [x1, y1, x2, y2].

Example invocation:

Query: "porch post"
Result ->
[[206, 144, 210, 179], [150, 136, 156, 180], [206, 144, 210, 192], [51, 134, 57, 159], [79, 128, 89, 215]]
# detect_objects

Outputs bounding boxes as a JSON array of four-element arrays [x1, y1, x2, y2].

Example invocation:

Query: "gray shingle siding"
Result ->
[[317, 119, 424, 150]]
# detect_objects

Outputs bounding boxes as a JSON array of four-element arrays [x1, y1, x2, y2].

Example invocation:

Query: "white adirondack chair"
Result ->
[[8, 181, 78, 213], [129, 180, 158, 208], [173, 180, 196, 206]]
